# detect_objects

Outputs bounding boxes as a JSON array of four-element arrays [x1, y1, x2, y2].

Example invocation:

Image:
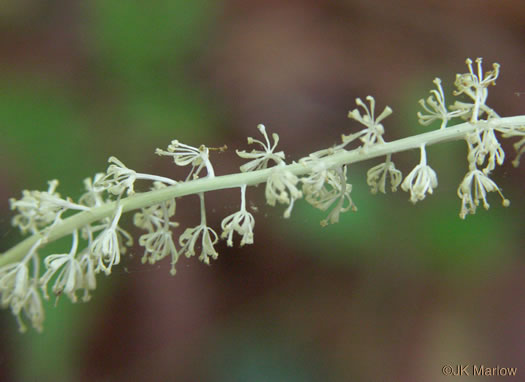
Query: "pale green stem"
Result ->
[[1, 116, 524, 267]]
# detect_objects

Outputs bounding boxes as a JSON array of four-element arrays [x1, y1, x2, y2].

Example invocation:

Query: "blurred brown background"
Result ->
[[0, 1, 524, 381]]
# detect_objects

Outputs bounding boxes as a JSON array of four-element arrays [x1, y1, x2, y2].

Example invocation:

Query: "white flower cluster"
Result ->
[[135, 183, 178, 266], [413, 57, 522, 218], [1, 57, 524, 332], [452, 58, 500, 123], [9, 179, 89, 234], [4, 171, 135, 331]]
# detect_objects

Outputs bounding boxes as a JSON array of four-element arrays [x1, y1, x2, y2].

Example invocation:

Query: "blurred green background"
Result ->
[[0, 1, 524, 381]]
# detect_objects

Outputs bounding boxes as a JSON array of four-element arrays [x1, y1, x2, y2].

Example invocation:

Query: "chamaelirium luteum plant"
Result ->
[[1, 58, 524, 332]]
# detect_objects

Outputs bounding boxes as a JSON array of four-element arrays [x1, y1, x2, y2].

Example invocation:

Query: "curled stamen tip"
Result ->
[[502, 199, 510, 207], [348, 110, 360, 119]]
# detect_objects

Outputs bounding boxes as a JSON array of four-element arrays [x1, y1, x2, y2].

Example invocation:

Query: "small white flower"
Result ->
[[10, 180, 88, 234], [177, 193, 218, 270], [79, 173, 106, 207], [0, 262, 29, 308], [418, 78, 466, 129], [466, 128, 505, 173], [236, 124, 285, 172], [452, 58, 500, 122], [301, 158, 332, 196], [10, 285, 44, 333], [0, 240, 43, 332], [0, 240, 41, 311], [457, 168, 510, 219], [39, 230, 94, 303], [139, 228, 179, 265], [366, 155, 403, 194], [156, 140, 215, 179], [342, 96, 392, 148], [221, 186, 255, 247], [179, 225, 219, 266], [135, 183, 179, 267], [91, 205, 127, 275], [303, 165, 357, 226], [265, 168, 302, 218], [95, 157, 138, 195], [134, 182, 177, 233], [401, 145, 438, 203]]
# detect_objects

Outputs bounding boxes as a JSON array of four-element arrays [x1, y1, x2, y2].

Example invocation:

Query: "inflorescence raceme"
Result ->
[[1, 58, 524, 332]]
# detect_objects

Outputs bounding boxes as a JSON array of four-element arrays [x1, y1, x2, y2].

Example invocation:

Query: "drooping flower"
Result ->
[[401, 145, 438, 203], [265, 167, 302, 218], [0, 262, 30, 308], [179, 225, 219, 266], [466, 128, 505, 173], [457, 168, 509, 219], [303, 165, 357, 226], [10, 285, 44, 333], [0, 240, 44, 332], [90, 205, 130, 275], [139, 228, 178, 264], [366, 154, 403, 194], [221, 185, 255, 247], [177, 193, 218, 271], [134, 182, 177, 233], [40, 230, 82, 301]]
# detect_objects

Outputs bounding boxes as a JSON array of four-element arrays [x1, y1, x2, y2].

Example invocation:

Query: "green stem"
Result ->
[[1, 116, 523, 267]]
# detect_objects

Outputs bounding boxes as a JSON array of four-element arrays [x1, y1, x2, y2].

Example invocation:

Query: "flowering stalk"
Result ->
[[1, 58, 524, 332]]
